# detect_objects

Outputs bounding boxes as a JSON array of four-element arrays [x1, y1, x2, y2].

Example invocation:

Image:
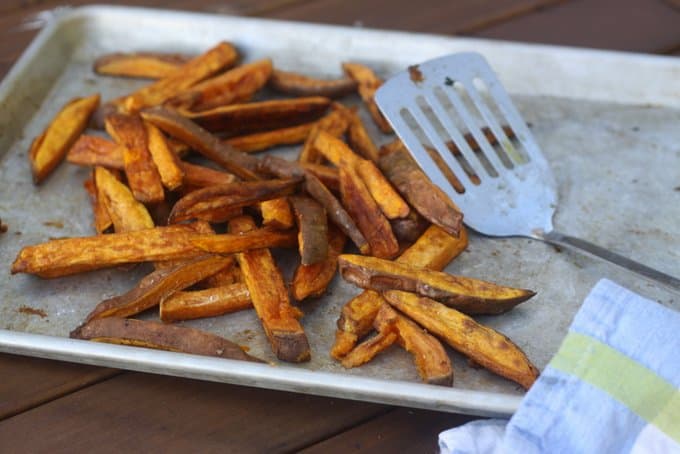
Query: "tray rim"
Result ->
[[1, 4, 678, 418]]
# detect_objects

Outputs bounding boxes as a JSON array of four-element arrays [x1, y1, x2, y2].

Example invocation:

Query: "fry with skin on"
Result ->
[[71, 317, 262, 363], [340, 330, 397, 369], [93, 52, 190, 79], [179, 161, 237, 188], [144, 121, 184, 190], [185, 97, 331, 136], [374, 303, 453, 385], [340, 166, 399, 259], [298, 104, 352, 164], [379, 145, 463, 237], [347, 111, 380, 162], [390, 210, 429, 245], [167, 59, 273, 112], [331, 225, 468, 359], [338, 254, 536, 315], [384, 290, 539, 389], [231, 216, 310, 363], [342, 62, 391, 133], [122, 41, 238, 112], [94, 166, 154, 232], [67, 135, 125, 169], [83, 174, 112, 234], [106, 113, 165, 203], [292, 225, 346, 301], [290, 195, 327, 265], [160, 283, 252, 322], [84, 255, 233, 322], [300, 162, 339, 192], [29, 94, 100, 184], [225, 121, 316, 153], [190, 228, 298, 254], [269, 69, 357, 98]]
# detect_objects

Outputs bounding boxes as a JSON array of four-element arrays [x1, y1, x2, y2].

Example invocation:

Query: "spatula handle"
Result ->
[[541, 230, 680, 293]]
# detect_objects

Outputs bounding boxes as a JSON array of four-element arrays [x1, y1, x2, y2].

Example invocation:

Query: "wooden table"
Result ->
[[1, 1, 678, 452]]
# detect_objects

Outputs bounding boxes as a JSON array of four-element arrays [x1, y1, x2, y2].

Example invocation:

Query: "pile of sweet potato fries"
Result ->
[[11, 41, 539, 389]]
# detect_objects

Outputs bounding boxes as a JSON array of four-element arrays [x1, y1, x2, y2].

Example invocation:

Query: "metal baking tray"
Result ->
[[0, 5, 678, 417]]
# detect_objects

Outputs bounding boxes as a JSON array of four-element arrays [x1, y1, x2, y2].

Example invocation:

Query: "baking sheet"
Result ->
[[0, 5, 678, 417]]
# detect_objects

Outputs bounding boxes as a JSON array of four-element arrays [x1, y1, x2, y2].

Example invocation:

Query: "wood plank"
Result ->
[[0, 372, 389, 452], [300, 407, 480, 453], [0, 353, 119, 420], [471, 0, 680, 53], [264, 0, 564, 35]]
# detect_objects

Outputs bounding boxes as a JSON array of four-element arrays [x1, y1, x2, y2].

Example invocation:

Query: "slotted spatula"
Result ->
[[374, 52, 680, 292]]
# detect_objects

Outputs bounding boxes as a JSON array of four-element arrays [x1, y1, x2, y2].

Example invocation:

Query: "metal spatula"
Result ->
[[375, 52, 680, 292]]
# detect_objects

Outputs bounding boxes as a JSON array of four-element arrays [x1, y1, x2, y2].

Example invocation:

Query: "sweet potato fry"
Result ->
[[338, 254, 536, 315], [83, 174, 112, 234], [179, 161, 237, 188], [11, 224, 218, 278], [292, 225, 346, 301], [331, 225, 469, 359], [122, 41, 238, 112], [198, 259, 242, 288], [84, 255, 232, 322], [290, 195, 327, 265], [355, 159, 409, 220], [231, 216, 310, 363], [374, 303, 453, 385], [94, 166, 154, 232], [298, 104, 352, 163], [185, 97, 331, 136], [141, 107, 260, 180], [269, 69, 357, 98], [347, 111, 380, 162], [312, 129, 359, 168], [379, 145, 463, 237], [169, 178, 300, 223], [224, 121, 316, 153], [384, 290, 539, 389], [190, 228, 297, 255], [339, 166, 399, 259], [93, 52, 190, 79], [67, 135, 125, 169], [299, 162, 339, 192], [167, 59, 273, 111], [144, 121, 184, 190], [105, 113, 165, 203], [260, 197, 295, 229], [342, 62, 392, 133], [340, 330, 397, 369], [29, 94, 100, 184], [303, 171, 369, 254], [159, 283, 252, 322], [390, 211, 429, 245], [71, 317, 262, 363], [257, 155, 305, 180]]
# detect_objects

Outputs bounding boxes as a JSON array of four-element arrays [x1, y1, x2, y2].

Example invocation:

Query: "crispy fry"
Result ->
[[269, 69, 357, 98], [231, 216, 310, 363], [199, 260, 242, 288], [144, 121, 184, 190], [190, 228, 298, 254], [313, 129, 359, 168], [94, 166, 154, 232], [71, 317, 262, 363], [379, 145, 463, 237], [83, 174, 112, 234], [300, 162, 339, 192], [84, 255, 232, 322], [304, 171, 369, 254], [123, 42, 238, 112], [160, 283, 252, 322], [185, 97, 331, 136], [339, 166, 399, 259], [179, 161, 237, 188], [342, 62, 391, 133], [105, 113, 165, 203], [390, 211, 429, 245], [93, 52, 190, 79], [374, 303, 453, 385], [224, 121, 316, 153], [355, 159, 410, 220], [340, 330, 397, 368], [347, 111, 380, 162], [29, 94, 100, 184], [384, 290, 539, 389], [298, 104, 352, 163], [257, 155, 305, 179], [167, 59, 272, 111], [331, 225, 469, 359], [292, 225, 346, 301], [260, 197, 295, 229], [169, 178, 300, 223], [338, 254, 535, 315], [141, 107, 260, 180], [67, 135, 125, 169], [290, 195, 327, 265]]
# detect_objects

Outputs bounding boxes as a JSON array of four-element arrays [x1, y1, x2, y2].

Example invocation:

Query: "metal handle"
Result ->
[[539, 230, 680, 293]]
